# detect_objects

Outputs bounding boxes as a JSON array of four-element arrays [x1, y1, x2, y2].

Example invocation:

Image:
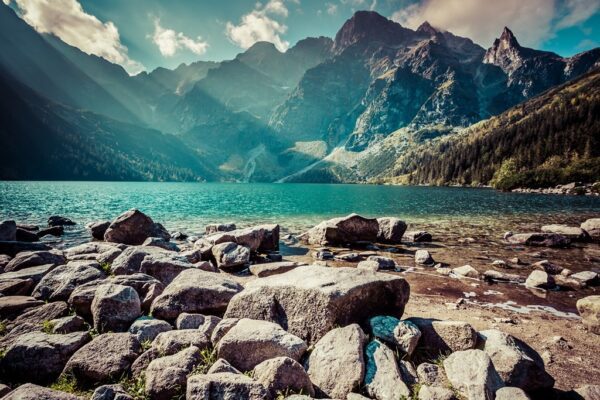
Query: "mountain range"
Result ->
[[1, 4, 598, 185]]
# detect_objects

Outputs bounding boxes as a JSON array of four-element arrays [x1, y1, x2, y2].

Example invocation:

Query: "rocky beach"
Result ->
[[0, 210, 598, 400]]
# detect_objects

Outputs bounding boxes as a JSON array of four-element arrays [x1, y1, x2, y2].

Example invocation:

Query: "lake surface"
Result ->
[[1, 181, 599, 245]]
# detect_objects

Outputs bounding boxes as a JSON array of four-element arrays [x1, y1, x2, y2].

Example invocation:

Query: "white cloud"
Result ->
[[151, 18, 209, 57], [326, 2, 338, 15], [225, 0, 290, 52], [11, 0, 143, 74], [391, 0, 599, 49]]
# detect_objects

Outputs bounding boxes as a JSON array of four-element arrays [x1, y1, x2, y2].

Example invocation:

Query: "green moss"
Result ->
[[42, 320, 56, 334], [100, 262, 113, 276], [0, 322, 6, 336]]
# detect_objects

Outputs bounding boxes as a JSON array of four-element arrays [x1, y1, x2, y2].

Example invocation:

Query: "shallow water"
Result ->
[[1, 181, 599, 245]]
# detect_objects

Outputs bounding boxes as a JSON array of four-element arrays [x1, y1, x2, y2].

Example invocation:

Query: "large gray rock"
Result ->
[[87, 220, 111, 240], [368, 316, 421, 355], [418, 385, 457, 400], [301, 214, 379, 246], [495, 387, 531, 400], [479, 329, 553, 391], [217, 318, 307, 371], [443, 349, 504, 400], [50, 315, 87, 334], [581, 218, 600, 241], [253, 356, 315, 398], [577, 295, 600, 334], [224, 265, 410, 344], [139, 253, 194, 284], [4, 250, 65, 272], [104, 209, 170, 245], [152, 329, 211, 356], [307, 324, 365, 399], [364, 340, 411, 400], [525, 270, 555, 289], [129, 317, 172, 343], [201, 224, 279, 253], [0, 241, 50, 257], [407, 318, 478, 354], [0, 296, 44, 319], [0, 277, 33, 296], [0, 220, 16, 241], [211, 318, 240, 346], [212, 242, 251, 269], [110, 246, 171, 275], [186, 372, 269, 399], [9, 301, 68, 329], [377, 217, 407, 243], [505, 233, 570, 247], [0, 263, 55, 284], [92, 283, 141, 333], [65, 242, 124, 259], [541, 224, 590, 242], [32, 261, 105, 301], [1, 383, 80, 400], [150, 268, 243, 321], [207, 358, 241, 374], [142, 236, 180, 251], [64, 333, 142, 384], [145, 345, 201, 400], [0, 331, 90, 383]]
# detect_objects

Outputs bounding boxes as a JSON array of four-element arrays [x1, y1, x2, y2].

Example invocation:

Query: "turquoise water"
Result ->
[[1, 182, 599, 243]]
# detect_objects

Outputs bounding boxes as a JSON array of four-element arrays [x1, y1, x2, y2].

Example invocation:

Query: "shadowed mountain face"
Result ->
[[1, 5, 599, 182]]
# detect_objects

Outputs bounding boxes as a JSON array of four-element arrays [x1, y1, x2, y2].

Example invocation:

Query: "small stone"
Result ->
[[368, 315, 421, 355], [176, 313, 205, 329], [404, 231, 432, 242], [415, 249, 434, 265], [525, 270, 555, 289], [452, 265, 479, 279]]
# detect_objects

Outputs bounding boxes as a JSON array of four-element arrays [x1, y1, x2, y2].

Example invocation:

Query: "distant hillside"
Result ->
[[381, 69, 600, 189]]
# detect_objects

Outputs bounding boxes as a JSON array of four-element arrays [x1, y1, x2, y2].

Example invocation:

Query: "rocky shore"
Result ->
[[511, 182, 600, 196], [0, 211, 599, 400]]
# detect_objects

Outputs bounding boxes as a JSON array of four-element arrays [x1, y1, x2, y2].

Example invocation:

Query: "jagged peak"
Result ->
[[417, 21, 439, 36], [498, 26, 521, 48]]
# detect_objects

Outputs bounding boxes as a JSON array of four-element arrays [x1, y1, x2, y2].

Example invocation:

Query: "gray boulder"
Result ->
[[495, 387, 531, 400], [0, 296, 44, 319], [366, 256, 396, 270], [368, 316, 421, 355], [129, 317, 172, 343], [212, 242, 250, 269], [0, 277, 34, 296], [407, 318, 478, 353], [9, 301, 68, 329], [306, 324, 365, 399], [217, 318, 307, 371], [139, 253, 194, 284], [224, 265, 410, 344], [142, 236, 179, 251], [176, 313, 205, 329], [364, 340, 411, 400], [152, 329, 211, 356], [377, 217, 407, 243], [301, 214, 379, 246], [4, 250, 65, 272], [92, 283, 141, 333], [1, 383, 80, 400], [0, 220, 16, 241], [87, 221, 111, 240], [443, 349, 504, 400], [249, 261, 298, 277], [104, 209, 169, 245], [541, 224, 590, 242], [415, 249, 434, 265], [418, 385, 457, 400], [32, 260, 105, 301], [525, 270, 555, 289], [253, 356, 315, 398], [208, 358, 241, 374], [145, 345, 201, 400], [186, 372, 269, 399], [50, 315, 87, 334], [211, 318, 240, 346], [150, 268, 243, 321], [64, 333, 142, 384]]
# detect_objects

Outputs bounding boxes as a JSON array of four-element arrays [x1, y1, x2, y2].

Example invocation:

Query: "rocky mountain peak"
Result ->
[[333, 10, 411, 54], [499, 26, 520, 47], [483, 26, 526, 73], [417, 21, 439, 36]]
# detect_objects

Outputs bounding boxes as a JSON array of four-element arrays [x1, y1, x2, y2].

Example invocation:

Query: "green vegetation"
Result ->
[[42, 320, 56, 334], [50, 374, 90, 397], [120, 375, 149, 400], [388, 69, 600, 189], [100, 262, 113, 275], [189, 348, 218, 376], [0, 321, 6, 336]]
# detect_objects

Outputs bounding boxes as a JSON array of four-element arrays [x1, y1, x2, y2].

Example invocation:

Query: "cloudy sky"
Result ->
[[4, 0, 599, 74]]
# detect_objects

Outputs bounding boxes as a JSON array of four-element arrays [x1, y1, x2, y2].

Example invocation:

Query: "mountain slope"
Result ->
[[0, 69, 217, 181], [378, 68, 600, 188]]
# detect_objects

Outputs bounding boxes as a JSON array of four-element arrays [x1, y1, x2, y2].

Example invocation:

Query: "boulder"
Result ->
[[15, 228, 39, 242], [0, 220, 17, 241], [92, 283, 141, 333], [505, 233, 570, 247], [364, 340, 411, 400], [151, 269, 243, 321], [541, 224, 590, 242], [249, 261, 298, 277], [577, 296, 600, 334], [0, 278, 34, 296], [417, 363, 446, 387], [443, 349, 504, 400], [357, 260, 383, 272], [176, 313, 205, 329], [186, 372, 269, 399], [1, 383, 80, 400], [91, 384, 133, 400], [0, 296, 44, 319], [571, 271, 599, 286], [452, 265, 479, 279], [376, 217, 407, 243], [199, 315, 222, 338], [145, 345, 201, 400], [65, 242, 125, 259], [581, 218, 600, 241], [483, 270, 524, 283], [139, 253, 194, 284], [415, 250, 434, 265], [479, 329, 554, 391], [104, 209, 169, 245], [32, 261, 105, 301], [205, 223, 236, 235], [152, 329, 211, 356], [4, 250, 65, 272], [211, 318, 240, 346], [64, 333, 142, 384], [0, 241, 50, 257], [368, 316, 421, 355], [253, 356, 315, 398], [87, 221, 111, 240], [217, 318, 307, 371], [0, 331, 90, 383], [10, 301, 68, 328], [208, 358, 241, 374], [418, 385, 457, 400], [301, 214, 379, 246], [48, 216, 75, 226], [212, 242, 251, 269], [407, 318, 478, 354], [50, 315, 87, 334], [306, 324, 365, 399], [404, 231, 432, 242], [495, 387, 531, 400], [224, 265, 410, 344], [525, 270, 555, 289], [0, 253, 11, 269], [110, 245, 169, 275], [366, 256, 396, 270], [129, 317, 172, 343]]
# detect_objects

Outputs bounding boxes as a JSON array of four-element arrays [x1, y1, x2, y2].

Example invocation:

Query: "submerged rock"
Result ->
[[224, 265, 410, 344], [48, 216, 75, 226]]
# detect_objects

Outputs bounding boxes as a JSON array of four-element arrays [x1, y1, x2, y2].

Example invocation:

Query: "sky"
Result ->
[[4, 0, 600, 75]]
